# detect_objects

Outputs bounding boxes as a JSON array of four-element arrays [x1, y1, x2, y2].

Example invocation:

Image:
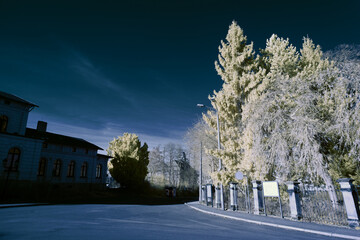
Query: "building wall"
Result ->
[[0, 134, 43, 181], [39, 144, 98, 184], [95, 156, 109, 185], [0, 98, 31, 135], [37, 145, 107, 187], [0, 138, 108, 186]]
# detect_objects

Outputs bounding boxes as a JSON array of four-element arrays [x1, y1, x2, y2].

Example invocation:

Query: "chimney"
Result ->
[[37, 121, 47, 132]]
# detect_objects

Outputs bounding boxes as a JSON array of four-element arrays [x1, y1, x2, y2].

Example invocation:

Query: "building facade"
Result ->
[[0, 91, 109, 196]]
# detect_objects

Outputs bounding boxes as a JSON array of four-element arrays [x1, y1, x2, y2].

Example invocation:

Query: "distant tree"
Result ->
[[147, 143, 199, 189], [163, 143, 183, 186], [184, 118, 217, 183], [107, 133, 149, 188], [175, 152, 199, 189], [147, 145, 167, 186]]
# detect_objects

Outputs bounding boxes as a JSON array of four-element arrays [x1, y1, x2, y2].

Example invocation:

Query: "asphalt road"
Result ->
[[0, 204, 340, 240]]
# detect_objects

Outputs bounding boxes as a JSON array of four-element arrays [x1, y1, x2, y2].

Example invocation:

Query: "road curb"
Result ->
[[185, 203, 360, 240]]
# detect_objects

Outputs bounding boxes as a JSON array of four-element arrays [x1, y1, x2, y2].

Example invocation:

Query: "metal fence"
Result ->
[[299, 184, 347, 226], [206, 182, 350, 227], [262, 185, 290, 218], [223, 184, 252, 213]]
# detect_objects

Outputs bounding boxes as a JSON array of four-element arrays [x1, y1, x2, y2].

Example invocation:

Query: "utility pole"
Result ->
[[214, 106, 225, 211], [199, 141, 203, 202], [197, 102, 225, 210]]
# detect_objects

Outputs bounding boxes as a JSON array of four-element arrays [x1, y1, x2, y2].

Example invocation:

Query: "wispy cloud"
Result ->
[[68, 51, 137, 105], [27, 116, 185, 154]]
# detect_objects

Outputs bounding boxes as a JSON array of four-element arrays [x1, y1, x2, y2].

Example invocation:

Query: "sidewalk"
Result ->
[[186, 201, 360, 240]]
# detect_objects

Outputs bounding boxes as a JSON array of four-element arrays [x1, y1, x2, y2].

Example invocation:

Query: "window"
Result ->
[[67, 161, 75, 177], [3, 147, 20, 171], [96, 164, 102, 178], [42, 142, 48, 149], [53, 159, 62, 177], [37, 158, 47, 176], [72, 147, 76, 152], [85, 149, 89, 154], [80, 162, 88, 178], [0, 115, 8, 133]]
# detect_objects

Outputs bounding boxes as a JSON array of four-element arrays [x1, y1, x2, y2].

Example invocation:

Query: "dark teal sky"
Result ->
[[1, 0, 359, 151]]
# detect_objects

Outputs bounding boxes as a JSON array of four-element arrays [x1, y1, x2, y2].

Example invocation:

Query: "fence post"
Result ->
[[201, 185, 207, 204], [230, 182, 238, 211], [206, 184, 213, 207], [252, 180, 263, 215], [215, 185, 221, 208], [337, 178, 360, 228], [287, 181, 302, 220]]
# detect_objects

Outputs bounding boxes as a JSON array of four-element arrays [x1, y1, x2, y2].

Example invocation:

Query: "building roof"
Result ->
[[0, 91, 39, 107], [97, 153, 112, 159], [25, 128, 102, 150]]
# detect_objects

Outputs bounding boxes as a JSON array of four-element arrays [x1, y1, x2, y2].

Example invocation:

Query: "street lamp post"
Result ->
[[199, 141, 202, 203], [197, 103, 225, 210]]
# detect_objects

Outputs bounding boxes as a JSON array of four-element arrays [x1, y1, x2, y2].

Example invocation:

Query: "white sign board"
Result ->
[[206, 185, 212, 198], [263, 181, 280, 197]]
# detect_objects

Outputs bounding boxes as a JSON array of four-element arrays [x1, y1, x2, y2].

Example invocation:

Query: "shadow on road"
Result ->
[[1, 185, 198, 205]]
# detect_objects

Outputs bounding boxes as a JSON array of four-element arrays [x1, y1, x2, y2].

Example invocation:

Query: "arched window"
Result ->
[[53, 159, 62, 177], [37, 158, 47, 176], [80, 162, 88, 178], [3, 147, 20, 171], [67, 161, 75, 177], [96, 164, 102, 178], [0, 115, 8, 133]]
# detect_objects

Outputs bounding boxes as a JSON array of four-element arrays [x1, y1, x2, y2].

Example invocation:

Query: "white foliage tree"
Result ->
[[242, 36, 343, 205], [201, 22, 360, 207], [203, 21, 262, 184], [323, 45, 360, 184]]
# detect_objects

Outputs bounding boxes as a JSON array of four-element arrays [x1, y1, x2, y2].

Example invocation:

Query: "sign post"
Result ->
[[262, 181, 283, 218]]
